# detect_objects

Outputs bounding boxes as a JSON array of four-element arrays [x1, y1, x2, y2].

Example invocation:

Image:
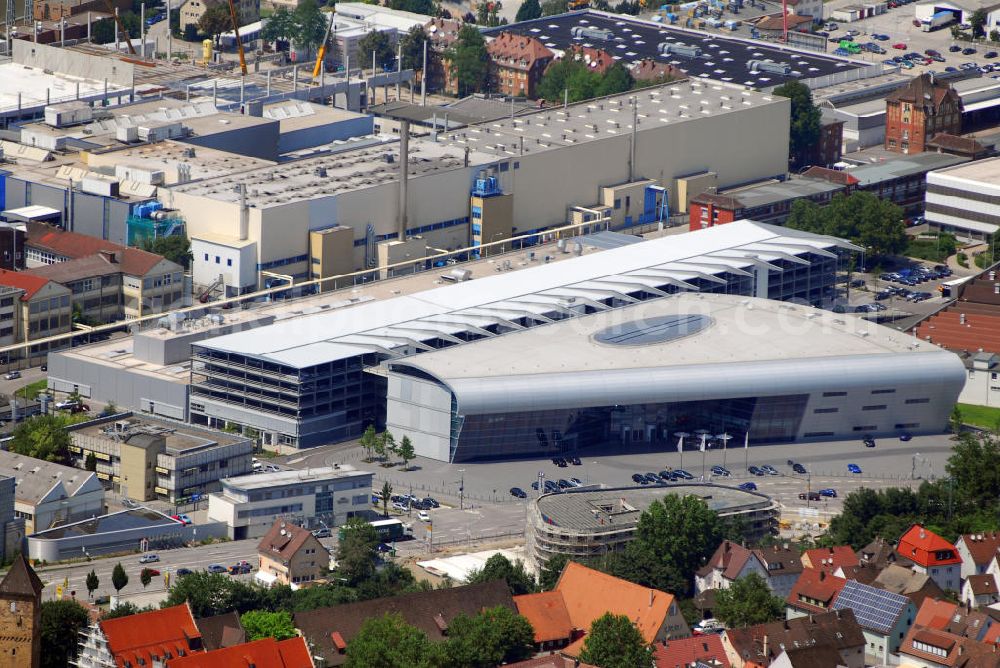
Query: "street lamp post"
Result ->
[[458, 469, 465, 510], [716, 433, 732, 469]]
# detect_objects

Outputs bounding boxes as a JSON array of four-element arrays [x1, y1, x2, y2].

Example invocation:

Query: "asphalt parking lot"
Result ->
[[283, 430, 956, 517]]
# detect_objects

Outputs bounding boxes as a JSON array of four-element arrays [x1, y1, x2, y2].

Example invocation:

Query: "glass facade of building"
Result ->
[[450, 394, 810, 462]]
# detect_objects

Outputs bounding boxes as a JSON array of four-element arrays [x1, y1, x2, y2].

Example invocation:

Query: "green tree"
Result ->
[[517, 0, 542, 21], [786, 191, 906, 260], [951, 404, 964, 434], [380, 481, 393, 517], [539, 553, 570, 590], [262, 6, 296, 44], [714, 573, 785, 628], [946, 431, 1000, 505], [621, 494, 723, 596], [360, 424, 377, 462], [92, 17, 116, 44], [40, 599, 91, 668], [357, 28, 395, 71], [476, 0, 502, 26], [241, 610, 298, 640], [443, 605, 536, 666], [162, 571, 256, 617], [336, 516, 379, 585], [140, 567, 154, 589], [447, 25, 490, 96], [578, 612, 652, 668], [85, 451, 98, 472], [142, 235, 193, 270], [345, 613, 434, 667], [971, 8, 988, 37], [400, 25, 428, 72], [291, 0, 328, 55], [198, 4, 231, 45], [388, 0, 435, 14], [537, 58, 597, 102], [596, 62, 634, 97], [373, 432, 387, 462], [86, 570, 99, 599], [541, 0, 568, 14], [398, 436, 415, 470], [102, 601, 156, 619], [382, 430, 397, 461], [772, 80, 822, 169], [10, 414, 72, 464], [100, 401, 119, 417], [991, 28, 1000, 42], [466, 553, 537, 595], [112, 562, 129, 594]]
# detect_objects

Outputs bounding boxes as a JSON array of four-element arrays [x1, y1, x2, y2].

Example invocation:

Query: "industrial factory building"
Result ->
[[183, 221, 856, 449], [385, 293, 965, 463], [163, 80, 792, 296]]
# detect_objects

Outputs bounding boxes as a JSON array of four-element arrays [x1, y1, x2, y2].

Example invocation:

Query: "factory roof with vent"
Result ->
[[0, 450, 101, 506], [220, 465, 370, 492], [167, 134, 494, 207], [485, 10, 877, 88], [440, 79, 785, 157], [194, 220, 859, 369], [70, 416, 250, 455]]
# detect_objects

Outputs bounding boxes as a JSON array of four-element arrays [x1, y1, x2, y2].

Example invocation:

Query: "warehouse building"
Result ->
[[0, 452, 104, 535], [163, 81, 792, 296], [207, 465, 374, 539], [525, 484, 779, 569], [385, 292, 965, 462], [923, 157, 1000, 240], [187, 220, 855, 449]]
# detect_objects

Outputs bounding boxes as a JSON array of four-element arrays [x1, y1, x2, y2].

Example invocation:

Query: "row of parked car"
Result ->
[[882, 265, 951, 286]]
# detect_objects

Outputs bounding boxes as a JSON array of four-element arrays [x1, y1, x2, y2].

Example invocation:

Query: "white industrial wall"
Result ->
[[960, 370, 1000, 407], [385, 373, 453, 462], [191, 237, 258, 292]]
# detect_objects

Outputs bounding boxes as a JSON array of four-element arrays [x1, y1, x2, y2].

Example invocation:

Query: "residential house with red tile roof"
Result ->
[[293, 580, 515, 666], [165, 636, 313, 668], [899, 625, 1000, 668], [913, 599, 994, 642], [696, 541, 766, 595], [898, 524, 963, 593], [0, 269, 71, 353], [505, 656, 597, 668], [557, 45, 616, 75], [515, 562, 689, 659], [75, 603, 204, 668], [956, 533, 1000, 579], [786, 569, 848, 617], [856, 536, 915, 570], [802, 546, 860, 575], [256, 519, 327, 589], [770, 643, 847, 668], [654, 632, 731, 668], [963, 575, 1000, 609], [722, 610, 866, 668], [513, 589, 575, 651], [754, 545, 804, 599], [629, 58, 685, 83], [25, 223, 185, 322], [871, 564, 946, 609], [487, 32, 554, 98]]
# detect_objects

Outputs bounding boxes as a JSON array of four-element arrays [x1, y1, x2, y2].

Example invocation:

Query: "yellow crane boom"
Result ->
[[312, 11, 334, 78], [225, 0, 247, 75], [104, 0, 136, 55]]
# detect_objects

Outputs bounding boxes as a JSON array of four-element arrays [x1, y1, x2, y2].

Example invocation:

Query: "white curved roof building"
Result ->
[[385, 293, 965, 462]]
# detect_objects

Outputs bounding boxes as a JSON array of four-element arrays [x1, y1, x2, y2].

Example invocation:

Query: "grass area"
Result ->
[[906, 233, 957, 263], [957, 403, 1000, 432], [975, 250, 996, 269], [15, 379, 47, 401]]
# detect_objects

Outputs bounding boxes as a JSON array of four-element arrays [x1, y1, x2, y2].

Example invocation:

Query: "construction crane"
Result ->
[[103, 0, 136, 55], [225, 0, 247, 75], [312, 11, 334, 78]]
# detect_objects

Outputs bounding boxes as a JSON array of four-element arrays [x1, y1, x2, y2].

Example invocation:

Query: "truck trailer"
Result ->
[[922, 10, 957, 31]]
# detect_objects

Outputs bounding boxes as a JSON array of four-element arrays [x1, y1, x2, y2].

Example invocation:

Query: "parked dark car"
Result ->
[[631, 473, 647, 484], [748, 465, 764, 476], [793, 463, 807, 474], [799, 491, 821, 501]]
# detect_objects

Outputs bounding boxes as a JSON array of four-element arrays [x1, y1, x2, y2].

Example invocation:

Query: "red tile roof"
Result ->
[[26, 222, 168, 277], [505, 656, 597, 668], [257, 519, 318, 562], [0, 269, 55, 301], [959, 533, 1000, 567], [967, 575, 999, 597], [487, 32, 554, 71], [629, 58, 685, 82], [561, 45, 616, 74], [165, 636, 313, 668], [653, 633, 731, 668], [513, 590, 574, 643], [800, 166, 860, 186], [101, 603, 203, 667], [697, 540, 756, 580], [787, 569, 848, 615], [803, 546, 860, 574], [899, 524, 962, 568]]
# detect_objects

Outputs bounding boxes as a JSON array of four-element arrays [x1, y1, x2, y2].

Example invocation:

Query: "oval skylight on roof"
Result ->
[[593, 314, 713, 346]]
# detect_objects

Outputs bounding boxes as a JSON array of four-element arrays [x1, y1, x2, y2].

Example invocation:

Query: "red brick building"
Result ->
[[487, 32, 554, 98], [559, 45, 616, 75], [629, 58, 685, 83], [885, 73, 962, 154]]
